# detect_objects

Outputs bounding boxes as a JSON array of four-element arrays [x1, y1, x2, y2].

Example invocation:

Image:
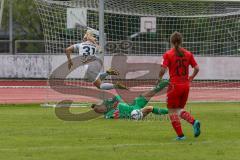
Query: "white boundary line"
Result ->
[[0, 86, 50, 88], [41, 101, 240, 108], [0, 86, 239, 90], [149, 101, 240, 103], [0, 140, 215, 151]]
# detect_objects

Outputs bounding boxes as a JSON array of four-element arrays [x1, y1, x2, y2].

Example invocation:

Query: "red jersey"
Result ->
[[161, 48, 197, 84]]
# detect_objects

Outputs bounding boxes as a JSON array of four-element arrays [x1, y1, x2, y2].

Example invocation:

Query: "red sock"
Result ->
[[169, 113, 184, 137], [180, 110, 195, 125]]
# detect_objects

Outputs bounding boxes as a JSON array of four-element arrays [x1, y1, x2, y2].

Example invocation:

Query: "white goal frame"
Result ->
[[34, 0, 240, 106]]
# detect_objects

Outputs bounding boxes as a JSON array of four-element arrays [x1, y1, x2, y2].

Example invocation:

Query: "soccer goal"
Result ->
[[34, 0, 240, 104]]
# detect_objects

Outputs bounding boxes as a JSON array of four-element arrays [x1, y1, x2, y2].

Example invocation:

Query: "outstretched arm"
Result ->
[[142, 79, 169, 101], [143, 66, 168, 99], [65, 45, 74, 70]]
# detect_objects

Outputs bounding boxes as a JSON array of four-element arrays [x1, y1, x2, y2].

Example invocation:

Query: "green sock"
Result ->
[[153, 79, 169, 92], [152, 107, 168, 115]]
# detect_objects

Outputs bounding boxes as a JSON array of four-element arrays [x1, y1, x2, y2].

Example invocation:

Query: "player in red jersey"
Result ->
[[159, 31, 201, 140]]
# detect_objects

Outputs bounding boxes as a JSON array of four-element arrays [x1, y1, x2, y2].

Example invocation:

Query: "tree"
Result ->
[[2, 0, 43, 40]]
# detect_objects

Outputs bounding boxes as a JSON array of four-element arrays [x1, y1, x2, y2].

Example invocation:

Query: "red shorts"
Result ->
[[167, 83, 190, 109]]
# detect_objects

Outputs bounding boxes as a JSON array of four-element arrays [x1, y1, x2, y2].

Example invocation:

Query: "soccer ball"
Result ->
[[131, 109, 143, 120]]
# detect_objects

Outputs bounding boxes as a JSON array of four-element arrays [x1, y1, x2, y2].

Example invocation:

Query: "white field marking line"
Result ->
[[2, 139, 240, 151], [149, 101, 240, 103], [190, 87, 240, 90], [130, 87, 240, 90], [197, 81, 240, 88], [0, 86, 50, 88], [41, 103, 91, 108], [0, 140, 215, 151], [0, 86, 95, 89], [0, 86, 239, 90], [42, 101, 240, 108]]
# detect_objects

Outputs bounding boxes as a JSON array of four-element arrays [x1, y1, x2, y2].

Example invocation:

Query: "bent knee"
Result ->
[[93, 81, 101, 88]]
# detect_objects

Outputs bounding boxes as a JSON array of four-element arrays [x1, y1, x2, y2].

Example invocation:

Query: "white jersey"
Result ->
[[73, 41, 97, 57], [72, 41, 103, 82]]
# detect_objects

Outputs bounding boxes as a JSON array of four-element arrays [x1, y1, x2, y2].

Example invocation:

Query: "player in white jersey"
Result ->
[[65, 29, 128, 90]]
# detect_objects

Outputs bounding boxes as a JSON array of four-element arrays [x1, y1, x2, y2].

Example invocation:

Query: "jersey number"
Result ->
[[175, 59, 187, 76], [83, 46, 96, 56]]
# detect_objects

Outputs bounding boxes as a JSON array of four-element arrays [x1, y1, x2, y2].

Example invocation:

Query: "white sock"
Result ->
[[100, 83, 114, 90]]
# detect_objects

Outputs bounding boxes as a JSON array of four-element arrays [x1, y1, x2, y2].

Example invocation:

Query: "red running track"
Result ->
[[0, 80, 239, 104]]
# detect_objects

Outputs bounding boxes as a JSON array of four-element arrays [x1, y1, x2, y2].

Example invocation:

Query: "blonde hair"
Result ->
[[83, 30, 96, 43]]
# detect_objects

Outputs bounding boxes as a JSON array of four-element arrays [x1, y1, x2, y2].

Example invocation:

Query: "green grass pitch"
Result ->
[[0, 102, 239, 160]]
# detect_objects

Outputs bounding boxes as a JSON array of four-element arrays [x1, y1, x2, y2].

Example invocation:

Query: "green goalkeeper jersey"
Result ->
[[102, 95, 123, 112], [103, 80, 169, 119], [104, 95, 148, 119]]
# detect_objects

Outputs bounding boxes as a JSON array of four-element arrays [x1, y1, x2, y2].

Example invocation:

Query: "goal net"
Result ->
[[34, 0, 240, 104]]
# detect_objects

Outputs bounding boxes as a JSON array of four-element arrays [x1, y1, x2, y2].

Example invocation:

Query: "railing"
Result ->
[[105, 41, 239, 56], [0, 40, 45, 54], [15, 40, 45, 54], [0, 40, 10, 53], [183, 42, 240, 56]]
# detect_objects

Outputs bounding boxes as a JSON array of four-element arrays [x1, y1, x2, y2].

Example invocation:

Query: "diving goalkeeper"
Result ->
[[91, 80, 169, 120]]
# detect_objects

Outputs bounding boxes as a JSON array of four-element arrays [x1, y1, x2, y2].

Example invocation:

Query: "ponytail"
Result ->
[[170, 31, 184, 57], [175, 46, 184, 57]]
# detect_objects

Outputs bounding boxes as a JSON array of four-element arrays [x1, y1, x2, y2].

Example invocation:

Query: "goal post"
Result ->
[[34, 0, 240, 103], [99, 0, 105, 61]]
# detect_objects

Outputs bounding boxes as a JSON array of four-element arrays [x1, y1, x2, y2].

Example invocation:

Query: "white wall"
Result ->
[[0, 55, 49, 78], [0, 55, 239, 80]]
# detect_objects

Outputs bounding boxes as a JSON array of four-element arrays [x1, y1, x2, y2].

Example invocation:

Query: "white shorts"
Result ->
[[83, 57, 103, 82]]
